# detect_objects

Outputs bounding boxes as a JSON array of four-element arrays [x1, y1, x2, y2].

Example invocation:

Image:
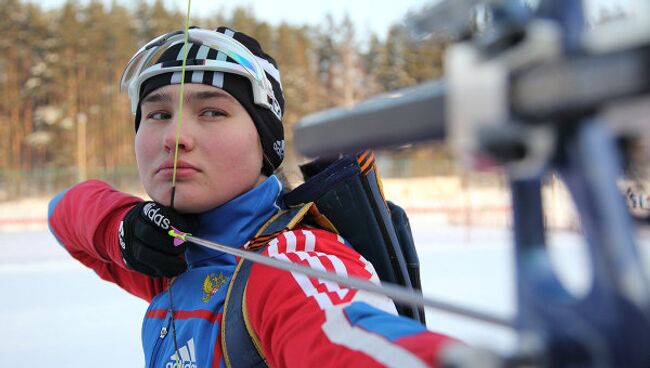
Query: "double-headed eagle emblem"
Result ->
[[202, 273, 227, 303]]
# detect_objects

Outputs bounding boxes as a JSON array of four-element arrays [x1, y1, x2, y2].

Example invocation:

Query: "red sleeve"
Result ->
[[245, 227, 455, 367], [48, 179, 167, 301]]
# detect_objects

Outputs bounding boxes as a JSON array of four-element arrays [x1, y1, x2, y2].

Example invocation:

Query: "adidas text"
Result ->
[[143, 203, 171, 230], [166, 338, 197, 368], [118, 221, 126, 250], [273, 140, 285, 158], [165, 362, 197, 368]]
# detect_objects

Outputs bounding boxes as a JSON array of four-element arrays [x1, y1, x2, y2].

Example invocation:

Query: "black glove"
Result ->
[[119, 201, 199, 277]]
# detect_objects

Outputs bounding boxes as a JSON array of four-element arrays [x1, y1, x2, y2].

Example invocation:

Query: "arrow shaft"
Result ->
[[184, 234, 515, 329]]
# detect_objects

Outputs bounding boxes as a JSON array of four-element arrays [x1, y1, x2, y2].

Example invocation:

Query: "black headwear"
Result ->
[[135, 27, 285, 176]]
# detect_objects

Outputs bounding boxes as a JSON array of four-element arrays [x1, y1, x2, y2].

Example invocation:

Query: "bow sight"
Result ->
[[293, 0, 650, 366]]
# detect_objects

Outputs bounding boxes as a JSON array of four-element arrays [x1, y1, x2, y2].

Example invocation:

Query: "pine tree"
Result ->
[[0, 1, 455, 198], [0, 0, 26, 197]]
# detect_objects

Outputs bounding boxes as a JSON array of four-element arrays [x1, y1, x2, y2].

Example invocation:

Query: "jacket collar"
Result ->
[[185, 175, 283, 268]]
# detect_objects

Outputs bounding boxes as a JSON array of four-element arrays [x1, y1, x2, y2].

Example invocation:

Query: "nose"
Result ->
[[163, 116, 195, 153]]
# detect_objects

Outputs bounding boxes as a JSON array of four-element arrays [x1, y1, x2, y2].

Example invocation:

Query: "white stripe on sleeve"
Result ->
[[276, 253, 334, 309], [301, 229, 316, 252], [284, 231, 297, 253], [322, 306, 428, 368]]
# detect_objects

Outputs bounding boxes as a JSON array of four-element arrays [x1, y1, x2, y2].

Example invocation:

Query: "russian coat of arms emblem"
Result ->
[[202, 272, 227, 303]]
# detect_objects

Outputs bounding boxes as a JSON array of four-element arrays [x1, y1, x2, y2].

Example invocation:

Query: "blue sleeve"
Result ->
[[48, 188, 70, 246], [343, 301, 428, 342]]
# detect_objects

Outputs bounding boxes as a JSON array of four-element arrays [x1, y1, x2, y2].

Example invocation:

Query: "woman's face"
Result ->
[[135, 83, 266, 213]]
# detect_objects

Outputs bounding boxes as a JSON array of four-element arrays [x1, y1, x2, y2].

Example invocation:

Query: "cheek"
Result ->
[[240, 129, 263, 168], [134, 132, 149, 167], [207, 125, 261, 168], [134, 129, 160, 173]]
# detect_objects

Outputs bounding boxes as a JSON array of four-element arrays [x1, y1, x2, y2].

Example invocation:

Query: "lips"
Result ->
[[156, 159, 200, 179]]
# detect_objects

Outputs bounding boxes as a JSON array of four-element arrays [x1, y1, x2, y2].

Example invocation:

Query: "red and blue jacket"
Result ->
[[48, 176, 454, 367]]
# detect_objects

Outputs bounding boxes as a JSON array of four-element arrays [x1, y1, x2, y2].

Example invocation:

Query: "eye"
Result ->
[[147, 111, 172, 120], [200, 109, 227, 118]]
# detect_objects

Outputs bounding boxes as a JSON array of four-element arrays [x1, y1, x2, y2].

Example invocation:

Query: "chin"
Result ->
[[173, 201, 213, 214], [169, 193, 228, 214], [145, 182, 212, 213]]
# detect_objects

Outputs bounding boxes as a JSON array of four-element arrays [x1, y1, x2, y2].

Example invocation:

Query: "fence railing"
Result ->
[[0, 166, 143, 201]]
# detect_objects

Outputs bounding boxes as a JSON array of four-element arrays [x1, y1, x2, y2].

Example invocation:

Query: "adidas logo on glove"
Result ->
[[143, 202, 171, 230]]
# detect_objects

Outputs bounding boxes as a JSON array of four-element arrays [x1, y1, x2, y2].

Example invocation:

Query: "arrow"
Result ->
[[169, 229, 515, 329]]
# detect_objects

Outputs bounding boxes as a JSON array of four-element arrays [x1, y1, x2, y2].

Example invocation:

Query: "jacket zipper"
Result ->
[[149, 312, 172, 368]]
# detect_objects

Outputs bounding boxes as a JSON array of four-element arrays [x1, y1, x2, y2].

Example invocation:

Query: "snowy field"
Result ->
[[1, 219, 649, 367]]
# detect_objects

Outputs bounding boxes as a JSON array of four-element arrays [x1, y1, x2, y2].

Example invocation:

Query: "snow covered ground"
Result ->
[[1, 221, 649, 366]]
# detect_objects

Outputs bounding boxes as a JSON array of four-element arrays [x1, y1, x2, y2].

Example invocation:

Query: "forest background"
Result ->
[[0, 0, 455, 200]]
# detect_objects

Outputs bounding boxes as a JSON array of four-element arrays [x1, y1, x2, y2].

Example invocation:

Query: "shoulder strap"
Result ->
[[246, 203, 318, 250], [222, 256, 265, 368], [221, 204, 313, 368]]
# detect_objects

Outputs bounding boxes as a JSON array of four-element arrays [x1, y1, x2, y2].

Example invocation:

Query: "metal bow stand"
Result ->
[[293, 0, 650, 366]]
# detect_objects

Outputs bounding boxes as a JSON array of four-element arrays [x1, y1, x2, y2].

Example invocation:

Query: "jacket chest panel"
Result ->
[[142, 264, 236, 367]]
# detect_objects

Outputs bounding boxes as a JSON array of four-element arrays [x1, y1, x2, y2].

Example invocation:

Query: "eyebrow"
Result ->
[[141, 91, 171, 105], [187, 90, 235, 104], [140, 88, 235, 105]]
